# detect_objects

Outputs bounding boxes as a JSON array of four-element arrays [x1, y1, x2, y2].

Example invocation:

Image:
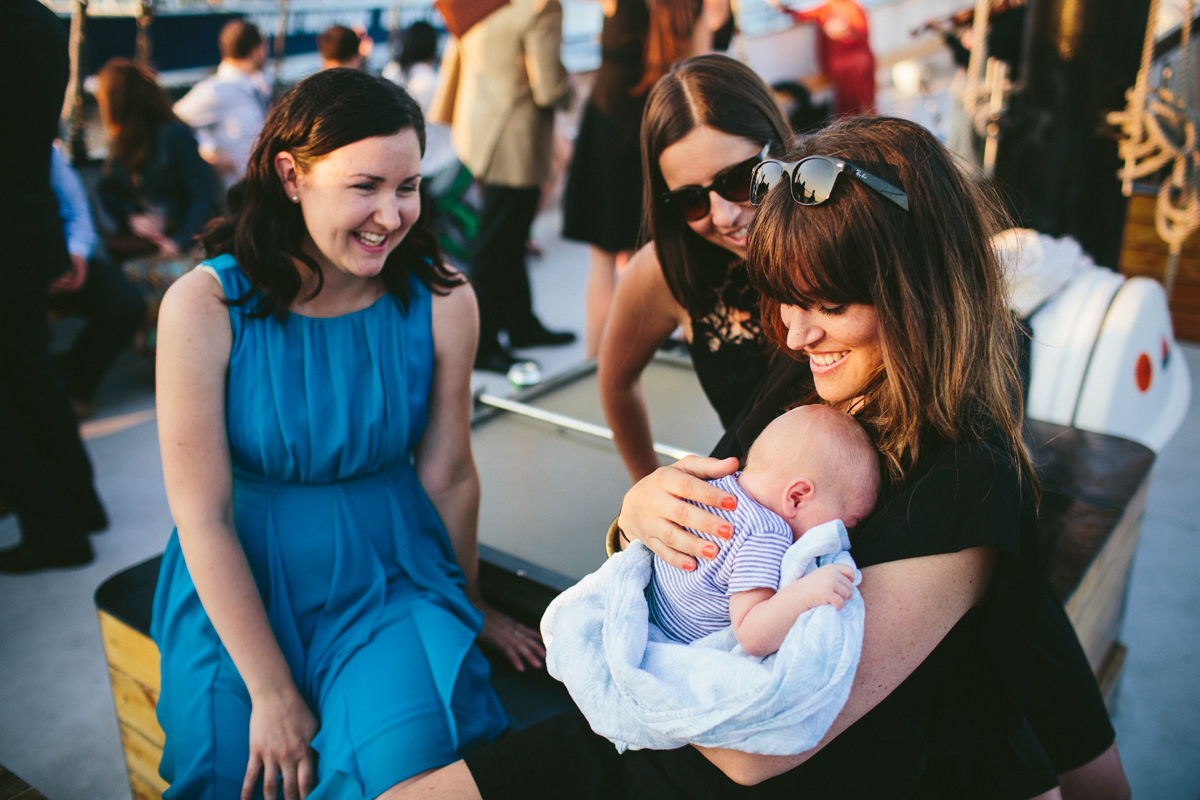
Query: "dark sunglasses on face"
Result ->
[[749, 156, 909, 212], [659, 144, 770, 222]]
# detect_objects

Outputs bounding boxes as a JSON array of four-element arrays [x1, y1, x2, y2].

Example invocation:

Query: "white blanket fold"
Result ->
[[542, 520, 864, 754]]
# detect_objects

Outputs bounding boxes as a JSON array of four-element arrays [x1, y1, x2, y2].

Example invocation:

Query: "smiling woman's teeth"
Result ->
[[810, 352, 846, 367], [355, 231, 386, 246], [729, 226, 748, 239]]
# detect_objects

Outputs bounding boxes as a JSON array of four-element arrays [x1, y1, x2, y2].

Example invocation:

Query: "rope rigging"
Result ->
[[1108, 0, 1199, 298]]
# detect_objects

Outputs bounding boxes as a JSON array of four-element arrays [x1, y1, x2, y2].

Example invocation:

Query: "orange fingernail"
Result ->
[[721, 496, 737, 510], [682, 560, 696, 572], [718, 524, 733, 539], [702, 543, 717, 559]]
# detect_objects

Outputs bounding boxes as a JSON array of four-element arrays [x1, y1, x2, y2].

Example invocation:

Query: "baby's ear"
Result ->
[[782, 477, 815, 517]]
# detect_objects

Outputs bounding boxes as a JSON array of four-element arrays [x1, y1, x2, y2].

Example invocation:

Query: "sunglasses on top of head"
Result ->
[[658, 144, 771, 222], [749, 156, 909, 212]]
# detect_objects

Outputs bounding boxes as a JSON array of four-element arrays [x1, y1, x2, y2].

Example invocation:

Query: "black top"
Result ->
[[99, 121, 221, 251], [591, 0, 651, 120], [715, 357, 1042, 772], [0, 0, 71, 283], [687, 262, 771, 428], [715, 357, 1046, 758]]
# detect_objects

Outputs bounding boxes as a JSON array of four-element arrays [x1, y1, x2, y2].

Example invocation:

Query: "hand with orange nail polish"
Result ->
[[615, 455, 740, 574]]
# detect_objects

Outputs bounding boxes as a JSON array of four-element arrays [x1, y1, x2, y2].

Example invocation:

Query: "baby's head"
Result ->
[[739, 406, 880, 539]]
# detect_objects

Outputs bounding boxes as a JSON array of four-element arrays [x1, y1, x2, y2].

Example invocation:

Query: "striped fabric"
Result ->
[[648, 474, 793, 643]]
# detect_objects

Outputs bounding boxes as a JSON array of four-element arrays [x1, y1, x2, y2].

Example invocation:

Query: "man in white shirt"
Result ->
[[173, 20, 270, 190]]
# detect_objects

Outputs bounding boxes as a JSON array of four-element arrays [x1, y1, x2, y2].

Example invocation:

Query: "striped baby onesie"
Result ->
[[647, 473, 793, 643]]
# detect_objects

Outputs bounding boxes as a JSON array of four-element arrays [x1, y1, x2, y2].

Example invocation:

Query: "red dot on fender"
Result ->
[[1135, 353, 1152, 393]]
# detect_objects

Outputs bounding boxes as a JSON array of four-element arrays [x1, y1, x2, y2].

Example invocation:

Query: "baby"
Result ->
[[648, 405, 881, 657]]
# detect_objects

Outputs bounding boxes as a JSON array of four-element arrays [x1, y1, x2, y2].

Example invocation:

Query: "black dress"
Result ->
[[561, 0, 650, 253], [686, 261, 771, 429], [465, 357, 1115, 799]]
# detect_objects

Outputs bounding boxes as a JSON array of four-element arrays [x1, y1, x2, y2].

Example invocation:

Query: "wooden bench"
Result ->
[[0, 765, 51, 800], [95, 419, 1154, 800]]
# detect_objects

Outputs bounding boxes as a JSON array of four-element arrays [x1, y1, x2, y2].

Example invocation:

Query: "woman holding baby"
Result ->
[[386, 57, 1127, 800]]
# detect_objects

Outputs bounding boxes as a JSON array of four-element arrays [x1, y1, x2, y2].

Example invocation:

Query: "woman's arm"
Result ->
[[156, 270, 316, 800], [597, 243, 691, 483], [698, 546, 997, 784], [417, 281, 545, 672]]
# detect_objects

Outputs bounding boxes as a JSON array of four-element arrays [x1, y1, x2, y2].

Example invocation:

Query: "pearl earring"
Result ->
[[292, 195, 299, 202]]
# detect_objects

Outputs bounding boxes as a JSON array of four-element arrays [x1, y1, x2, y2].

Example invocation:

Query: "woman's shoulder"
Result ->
[[619, 243, 687, 318], [852, 434, 1034, 568], [159, 261, 234, 338]]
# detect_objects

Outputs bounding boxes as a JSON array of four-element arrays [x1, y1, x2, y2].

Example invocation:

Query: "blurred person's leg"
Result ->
[[471, 184, 574, 371], [472, 184, 539, 369], [50, 254, 148, 414], [584, 246, 618, 359], [0, 270, 98, 571]]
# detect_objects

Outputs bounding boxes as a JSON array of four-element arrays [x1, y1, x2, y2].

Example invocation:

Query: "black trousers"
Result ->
[[49, 255, 148, 402], [471, 184, 541, 355], [0, 246, 103, 547]]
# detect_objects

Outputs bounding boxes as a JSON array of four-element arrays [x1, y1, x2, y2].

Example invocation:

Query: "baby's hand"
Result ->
[[794, 564, 856, 611]]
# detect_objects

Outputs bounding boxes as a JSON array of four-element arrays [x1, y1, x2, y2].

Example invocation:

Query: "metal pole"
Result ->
[[476, 394, 697, 461], [389, 0, 403, 62], [64, 0, 89, 165], [135, 0, 154, 66], [273, 0, 291, 92]]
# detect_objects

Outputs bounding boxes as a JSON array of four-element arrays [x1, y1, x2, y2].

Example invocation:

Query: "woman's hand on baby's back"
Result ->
[[618, 456, 740, 572]]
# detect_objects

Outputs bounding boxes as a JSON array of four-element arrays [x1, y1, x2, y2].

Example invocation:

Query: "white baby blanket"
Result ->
[[541, 520, 864, 755]]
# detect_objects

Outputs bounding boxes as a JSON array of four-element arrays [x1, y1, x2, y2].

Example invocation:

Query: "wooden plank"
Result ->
[[1064, 478, 1150, 670], [1119, 190, 1200, 341], [1096, 641, 1128, 710], [108, 666, 163, 747], [98, 610, 160, 692], [0, 766, 50, 800], [128, 769, 167, 800], [117, 723, 168, 798]]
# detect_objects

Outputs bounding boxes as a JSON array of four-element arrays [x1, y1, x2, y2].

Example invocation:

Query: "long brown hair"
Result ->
[[641, 54, 793, 316], [634, 0, 700, 95], [96, 58, 179, 177], [747, 115, 1035, 493], [202, 68, 460, 319]]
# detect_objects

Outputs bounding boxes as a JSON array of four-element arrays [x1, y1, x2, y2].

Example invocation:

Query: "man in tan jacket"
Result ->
[[430, 0, 575, 372]]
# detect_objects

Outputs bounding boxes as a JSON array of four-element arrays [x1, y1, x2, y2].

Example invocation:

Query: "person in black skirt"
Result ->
[[563, 0, 733, 357], [382, 115, 1131, 800]]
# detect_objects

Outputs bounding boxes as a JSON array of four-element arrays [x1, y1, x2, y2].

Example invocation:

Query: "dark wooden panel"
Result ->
[[0, 767, 49, 800], [1119, 191, 1200, 341]]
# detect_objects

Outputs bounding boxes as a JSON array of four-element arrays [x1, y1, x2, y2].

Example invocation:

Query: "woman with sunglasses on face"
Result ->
[[382, 115, 1128, 800], [597, 54, 791, 484]]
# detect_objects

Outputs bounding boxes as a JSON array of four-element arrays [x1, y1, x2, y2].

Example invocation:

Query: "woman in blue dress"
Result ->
[[150, 68, 544, 800]]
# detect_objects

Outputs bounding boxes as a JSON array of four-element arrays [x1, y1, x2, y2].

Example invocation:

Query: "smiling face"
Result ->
[[658, 125, 761, 258], [779, 302, 884, 407], [278, 128, 422, 284]]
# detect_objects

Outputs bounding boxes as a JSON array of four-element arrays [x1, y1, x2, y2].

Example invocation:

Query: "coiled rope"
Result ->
[[1108, 0, 1199, 298]]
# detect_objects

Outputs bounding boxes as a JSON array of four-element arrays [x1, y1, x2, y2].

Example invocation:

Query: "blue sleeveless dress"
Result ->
[[150, 255, 507, 799]]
